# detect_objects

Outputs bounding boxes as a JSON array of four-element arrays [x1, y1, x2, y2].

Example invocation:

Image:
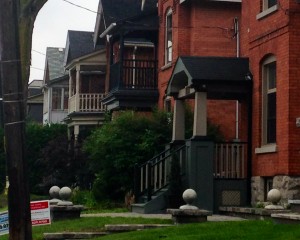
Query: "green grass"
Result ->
[[0, 217, 171, 240], [1, 218, 300, 240], [97, 220, 300, 240]]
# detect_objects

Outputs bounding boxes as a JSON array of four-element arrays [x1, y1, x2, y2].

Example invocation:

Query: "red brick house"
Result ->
[[159, 0, 300, 206], [241, 0, 300, 204], [95, 0, 300, 212]]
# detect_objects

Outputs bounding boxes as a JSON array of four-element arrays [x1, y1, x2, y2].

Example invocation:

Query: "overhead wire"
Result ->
[[31, 0, 100, 76], [61, 0, 100, 14]]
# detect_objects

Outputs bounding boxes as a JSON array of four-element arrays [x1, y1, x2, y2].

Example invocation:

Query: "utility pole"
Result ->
[[0, 0, 32, 239]]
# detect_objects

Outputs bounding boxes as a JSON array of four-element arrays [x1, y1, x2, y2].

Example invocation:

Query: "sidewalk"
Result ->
[[81, 212, 245, 221]]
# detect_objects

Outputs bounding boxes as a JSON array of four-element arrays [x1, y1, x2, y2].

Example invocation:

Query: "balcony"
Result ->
[[103, 59, 159, 110], [68, 93, 106, 113]]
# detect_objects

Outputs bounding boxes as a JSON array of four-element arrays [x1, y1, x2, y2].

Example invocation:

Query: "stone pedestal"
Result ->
[[167, 209, 212, 224], [50, 205, 84, 221]]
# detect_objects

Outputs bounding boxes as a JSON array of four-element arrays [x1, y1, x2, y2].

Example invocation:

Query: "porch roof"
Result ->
[[166, 56, 252, 100]]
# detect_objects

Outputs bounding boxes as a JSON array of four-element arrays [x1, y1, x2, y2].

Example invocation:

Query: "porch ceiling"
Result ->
[[166, 56, 252, 100]]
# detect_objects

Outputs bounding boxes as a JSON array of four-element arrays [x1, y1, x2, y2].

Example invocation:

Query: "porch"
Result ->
[[103, 59, 159, 111], [132, 141, 248, 214], [68, 93, 106, 113], [132, 56, 252, 213]]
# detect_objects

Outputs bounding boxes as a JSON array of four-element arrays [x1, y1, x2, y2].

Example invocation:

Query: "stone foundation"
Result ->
[[251, 175, 300, 206]]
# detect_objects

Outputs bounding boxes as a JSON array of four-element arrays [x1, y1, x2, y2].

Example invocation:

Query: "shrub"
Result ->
[[26, 123, 70, 194], [83, 110, 172, 201]]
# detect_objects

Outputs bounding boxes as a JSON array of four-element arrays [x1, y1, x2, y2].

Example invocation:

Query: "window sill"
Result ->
[[161, 62, 172, 71], [255, 144, 277, 154], [256, 5, 278, 20]]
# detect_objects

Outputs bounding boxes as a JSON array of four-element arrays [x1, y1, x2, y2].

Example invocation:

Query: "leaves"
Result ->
[[83, 110, 173, 201]]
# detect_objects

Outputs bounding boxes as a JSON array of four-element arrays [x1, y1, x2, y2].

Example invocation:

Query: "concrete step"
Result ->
[[43, 224, 172, 239], [105, 224, 173, 233], [271, 213, 300, 224], [43, 232, 108, 239]]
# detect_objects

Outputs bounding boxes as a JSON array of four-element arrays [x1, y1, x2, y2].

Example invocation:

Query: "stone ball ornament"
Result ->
[[182, 188, 197, 205], [180, 188, 199, 210], [59, 186, 72, 201], [49, 186, 60, 199], [267, 188, 281, 205]]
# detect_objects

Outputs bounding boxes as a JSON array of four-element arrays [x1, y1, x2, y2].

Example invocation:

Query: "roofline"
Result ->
[[65, 49, 106, 70]]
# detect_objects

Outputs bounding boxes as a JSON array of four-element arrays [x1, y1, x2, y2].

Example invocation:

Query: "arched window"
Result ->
[[262, 55, 276, 144], [165, 8, 172, 64]]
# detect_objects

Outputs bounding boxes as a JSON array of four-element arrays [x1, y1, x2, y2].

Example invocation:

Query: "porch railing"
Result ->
[[134, 141, 247, 203], [214, 142, 247, 179], [68, 93, 106, 113], [134, 144, 186, 201], [110, 59, 157, 91]]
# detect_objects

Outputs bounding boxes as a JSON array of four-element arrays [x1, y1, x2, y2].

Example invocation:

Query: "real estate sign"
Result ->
[[0, 211, 9, 236], [30, 200, 51, 226], [0, 200, 51, 236]]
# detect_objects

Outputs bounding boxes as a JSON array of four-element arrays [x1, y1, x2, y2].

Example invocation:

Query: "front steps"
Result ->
[[131, 188, 169, 214]]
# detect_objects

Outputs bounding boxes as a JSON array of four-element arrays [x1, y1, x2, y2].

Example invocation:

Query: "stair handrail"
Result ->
[[134, 144, 186, 201]]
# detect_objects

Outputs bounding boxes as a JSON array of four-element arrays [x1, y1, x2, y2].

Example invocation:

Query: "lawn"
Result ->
[[98, 220, 300, 240], [1, 217, 300, 240], [0, 216, 171, 240]]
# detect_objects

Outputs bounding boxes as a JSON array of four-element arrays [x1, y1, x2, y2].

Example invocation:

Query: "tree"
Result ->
[[0, 1, 47, 239], [83, 110, 172, 201]]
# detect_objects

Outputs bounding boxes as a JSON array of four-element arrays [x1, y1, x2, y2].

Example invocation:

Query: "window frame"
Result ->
[[262, 56, 277, 146], [263, 0, 277, 11], [52, 87, 68, 111], [165, 8, 173, 65], [256, 0, 278, 19]]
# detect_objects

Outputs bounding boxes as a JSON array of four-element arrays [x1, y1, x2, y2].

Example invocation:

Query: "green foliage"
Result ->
[[26, 123, 70, 194], [83, 110, 172, 201], [184, 104, 224, 141], [72, 189, 97, 208]]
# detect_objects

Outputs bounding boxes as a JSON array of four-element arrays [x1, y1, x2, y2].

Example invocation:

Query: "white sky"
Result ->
[[30, 0, 99, 82]]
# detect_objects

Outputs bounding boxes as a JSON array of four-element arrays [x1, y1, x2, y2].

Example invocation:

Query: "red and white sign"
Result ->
[[30, 200, 51, 226]]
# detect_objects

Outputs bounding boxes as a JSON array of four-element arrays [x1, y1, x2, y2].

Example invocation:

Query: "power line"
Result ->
[[32, 49, 46, 56], [61, 0, 100, 14], [30, 66, 45, 72]]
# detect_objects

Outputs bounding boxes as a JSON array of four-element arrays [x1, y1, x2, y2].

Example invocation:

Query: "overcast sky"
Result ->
[[30, 0, 99, 82]]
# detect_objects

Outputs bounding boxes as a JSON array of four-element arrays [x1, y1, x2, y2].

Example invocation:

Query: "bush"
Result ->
[[26, 123, 70, 194], [83, 110, 172, 202]]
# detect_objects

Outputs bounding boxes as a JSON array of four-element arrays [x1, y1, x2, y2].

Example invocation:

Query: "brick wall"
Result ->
[[241, 0, 300, 176], [157, 0, 242, 140]]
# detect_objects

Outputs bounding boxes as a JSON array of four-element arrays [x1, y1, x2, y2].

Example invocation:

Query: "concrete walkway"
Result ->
[[81, 212, 245, 221]]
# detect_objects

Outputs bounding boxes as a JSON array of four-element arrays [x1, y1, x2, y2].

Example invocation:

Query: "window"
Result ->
[[264, 177, 273, 201], [256, 0, 278, 19], [262, 57, 276, 145], [164, 97, 172, 112], [263, 0, 277, 11], [165, 8, 172, 65], [52, 87, 68, 110]]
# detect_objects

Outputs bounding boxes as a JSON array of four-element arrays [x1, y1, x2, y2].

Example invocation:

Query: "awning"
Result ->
[[166, 56, 252, 100]]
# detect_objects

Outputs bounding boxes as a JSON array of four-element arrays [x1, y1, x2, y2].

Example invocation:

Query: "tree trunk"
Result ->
[[0, 0, 47, 239]]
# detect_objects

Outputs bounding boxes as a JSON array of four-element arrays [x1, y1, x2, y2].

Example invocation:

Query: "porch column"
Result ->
[[74, 125, 80, 144], [172, 99, 185, 141], [75, 66, 81, 111], [193, 91, 207, 137], [68, 70, 72, 98]]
